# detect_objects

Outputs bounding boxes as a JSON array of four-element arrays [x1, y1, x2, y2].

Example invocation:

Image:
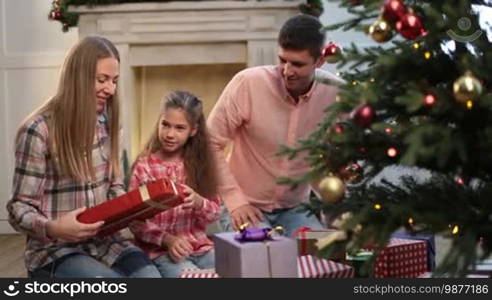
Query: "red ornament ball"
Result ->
[[50, 10, 61, 20], [322, 42, 342, 64], [352, 104, 374, 127], [382, 0, 407, 24], [396, 13, 425, 40]]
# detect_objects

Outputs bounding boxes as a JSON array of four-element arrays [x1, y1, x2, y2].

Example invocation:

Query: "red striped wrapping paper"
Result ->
[[178, 256, 354, 278], [297, 255, 354, 278], [179, 269, 219, 278]]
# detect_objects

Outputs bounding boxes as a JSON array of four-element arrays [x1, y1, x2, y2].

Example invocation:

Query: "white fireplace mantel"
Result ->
[[70, 1, 303, 157]]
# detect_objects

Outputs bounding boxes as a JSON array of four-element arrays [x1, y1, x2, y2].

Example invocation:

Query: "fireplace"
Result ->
[[70, 0, 302, 158]]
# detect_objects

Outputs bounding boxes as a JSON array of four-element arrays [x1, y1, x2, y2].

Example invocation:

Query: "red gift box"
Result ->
[[298, 255, 354, 278], [77, 178, 185, 236], [373, 238, 427, 278]]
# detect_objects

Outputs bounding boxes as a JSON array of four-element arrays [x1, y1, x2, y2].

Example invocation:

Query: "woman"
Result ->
[[7, 36, 160, 278]]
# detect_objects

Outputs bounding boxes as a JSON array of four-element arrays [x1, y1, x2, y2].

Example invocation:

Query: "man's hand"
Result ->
[[163, 235, 193, 263], [46, 207, 104, 242], [230, 204, 264, 231]]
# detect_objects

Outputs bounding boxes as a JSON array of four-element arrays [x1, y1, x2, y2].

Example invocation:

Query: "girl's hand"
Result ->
[[46, 207, 104, 242], [180, 184, 204, 210], [163, 235, 193, 263]]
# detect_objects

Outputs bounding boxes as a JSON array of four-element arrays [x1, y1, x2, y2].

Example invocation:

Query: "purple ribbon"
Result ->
[[234, 227, 273, 242]]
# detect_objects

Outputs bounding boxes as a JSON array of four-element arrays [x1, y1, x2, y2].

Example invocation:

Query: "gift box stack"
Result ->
[[373, 238, 428, 278], [77, 178, 185, 236]]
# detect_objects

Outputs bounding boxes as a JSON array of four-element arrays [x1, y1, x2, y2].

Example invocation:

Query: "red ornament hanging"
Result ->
[[352, 104, 374, 127], [382, 0, 407, 25], [338, 163, 364, 184], [396, 13, 425, 40], [322, 42, 342, 64], [50, 10, 61, 20]]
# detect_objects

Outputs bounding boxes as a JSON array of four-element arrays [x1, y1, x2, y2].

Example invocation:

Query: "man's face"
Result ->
[[278, 47, 323, 97]]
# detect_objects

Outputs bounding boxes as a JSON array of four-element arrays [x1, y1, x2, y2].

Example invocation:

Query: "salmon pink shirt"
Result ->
[[207, 65, 339, 213]]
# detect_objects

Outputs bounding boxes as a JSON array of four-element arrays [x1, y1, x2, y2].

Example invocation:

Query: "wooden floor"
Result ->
[[0, 234, 27, 278]]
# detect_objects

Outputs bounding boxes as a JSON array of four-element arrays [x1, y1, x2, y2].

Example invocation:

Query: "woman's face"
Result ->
[[95, 57, 119, 113]]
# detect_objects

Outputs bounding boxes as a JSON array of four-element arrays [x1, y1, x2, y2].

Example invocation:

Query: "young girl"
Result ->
[[7, 36, 160, 278], [129, 90, 220, 278]]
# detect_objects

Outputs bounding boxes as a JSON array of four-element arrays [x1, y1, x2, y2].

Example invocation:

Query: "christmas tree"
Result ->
[[282, 0, 492, 276]]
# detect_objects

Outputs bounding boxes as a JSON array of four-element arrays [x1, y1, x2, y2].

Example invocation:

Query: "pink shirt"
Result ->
[[207, 65, 339, 213], [129, 153, 220, 259]]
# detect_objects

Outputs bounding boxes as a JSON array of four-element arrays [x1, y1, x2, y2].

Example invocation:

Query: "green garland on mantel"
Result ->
[[49, 0, 323, 32]]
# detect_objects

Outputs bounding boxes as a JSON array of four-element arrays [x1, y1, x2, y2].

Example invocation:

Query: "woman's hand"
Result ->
[[46, 207, 104, 242]]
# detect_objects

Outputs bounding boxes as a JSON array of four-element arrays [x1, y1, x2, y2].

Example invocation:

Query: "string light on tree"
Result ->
[[387, 147, 398, 157], [423, 94, 436, 106], [374, 203, 382, 210]]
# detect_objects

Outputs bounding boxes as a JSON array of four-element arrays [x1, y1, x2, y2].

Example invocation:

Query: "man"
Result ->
[[207, 14, 340, 236]]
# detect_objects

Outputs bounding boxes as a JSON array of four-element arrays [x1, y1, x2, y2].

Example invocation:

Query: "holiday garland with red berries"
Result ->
[[281, 0, 492, 276], [49, 0, 324, 32]]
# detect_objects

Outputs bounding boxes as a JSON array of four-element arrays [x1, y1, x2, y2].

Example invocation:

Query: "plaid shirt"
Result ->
[[129, 153, 220, 260], [7, 113, 138, 272]]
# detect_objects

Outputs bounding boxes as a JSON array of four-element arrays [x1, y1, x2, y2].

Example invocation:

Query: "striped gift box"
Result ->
[[179, 268, 219, 278], [297, 255, 354, 278]]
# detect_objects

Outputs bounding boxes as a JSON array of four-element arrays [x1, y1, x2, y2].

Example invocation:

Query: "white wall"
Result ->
[[0, 0, 77, 233]]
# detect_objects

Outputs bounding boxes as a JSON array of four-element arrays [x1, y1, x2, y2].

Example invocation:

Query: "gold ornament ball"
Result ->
[[319, 175, 345, 204], [368, 18, 393, 43], [453, 72, 483, 103]]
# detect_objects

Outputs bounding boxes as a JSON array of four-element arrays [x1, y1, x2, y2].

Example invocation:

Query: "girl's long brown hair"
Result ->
[[136, 91, 218, 198], [17, 36, 121, 181]]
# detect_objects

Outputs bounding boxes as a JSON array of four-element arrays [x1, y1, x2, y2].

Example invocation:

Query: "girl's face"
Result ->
[[95, 57, 119, 114], [158, 108, 197, 158]]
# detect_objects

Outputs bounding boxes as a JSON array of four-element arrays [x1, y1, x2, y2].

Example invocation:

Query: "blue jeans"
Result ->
[[219, 204, 323, 237], [31, 248, 161, 278], [153, 250, 215, 278]]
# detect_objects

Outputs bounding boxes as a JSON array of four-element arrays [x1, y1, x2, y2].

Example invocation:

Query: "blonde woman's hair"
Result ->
[[135, 91, 218, 197], [17, 36, 121, 181]]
